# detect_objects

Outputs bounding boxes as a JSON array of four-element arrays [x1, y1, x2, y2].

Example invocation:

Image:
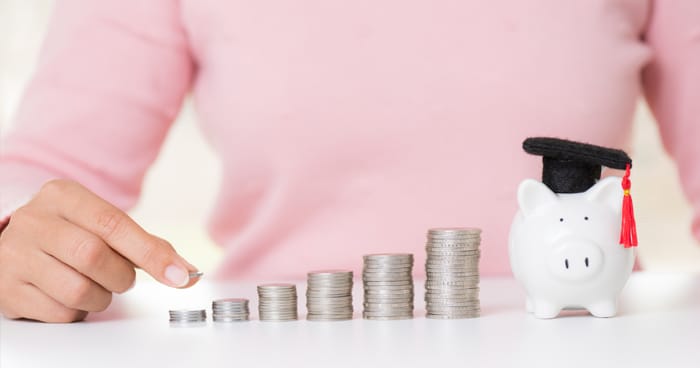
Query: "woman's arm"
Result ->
[[0, 0, 194, 225], [643, 0, 700, 239]]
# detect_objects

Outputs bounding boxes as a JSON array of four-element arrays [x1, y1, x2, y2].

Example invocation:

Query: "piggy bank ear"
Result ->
[[585, 176, 623, 212], [517, 179, 558, 217]]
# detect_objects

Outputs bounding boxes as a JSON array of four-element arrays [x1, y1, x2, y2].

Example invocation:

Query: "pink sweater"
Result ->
[[1, 0, 698, 280]]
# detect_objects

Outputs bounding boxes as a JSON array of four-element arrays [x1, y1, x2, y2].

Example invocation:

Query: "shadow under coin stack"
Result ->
[[362, 254, 415, 320], [169, 309, 207, 324], [212, 298, 250, 322], [306, 270, 354, 321], [257, 284, 298, 321], [424, 228, 481, 319]]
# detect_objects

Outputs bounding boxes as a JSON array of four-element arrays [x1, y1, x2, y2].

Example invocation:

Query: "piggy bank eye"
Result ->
[[584, 216, 589, 221], [559, 218, 564, 222]]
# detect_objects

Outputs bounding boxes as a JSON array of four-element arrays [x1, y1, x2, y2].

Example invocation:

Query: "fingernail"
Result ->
[[164, 265, 189, 287]]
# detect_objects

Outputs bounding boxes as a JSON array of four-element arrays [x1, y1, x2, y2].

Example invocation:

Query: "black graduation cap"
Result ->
[[522, 137, 632, 194]]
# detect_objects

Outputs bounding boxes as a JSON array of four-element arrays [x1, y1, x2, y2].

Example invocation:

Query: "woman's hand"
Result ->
[[0, 179, 198, 322]]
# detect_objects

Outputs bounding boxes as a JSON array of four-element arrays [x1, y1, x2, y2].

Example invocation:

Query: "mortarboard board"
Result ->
[[522, 137, 637, 247], [522, 137, 632, 194]]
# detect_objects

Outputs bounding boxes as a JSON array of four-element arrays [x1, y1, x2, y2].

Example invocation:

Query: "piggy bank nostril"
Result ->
[[565, 259, 569, 269], [585, 257, 589, 267]]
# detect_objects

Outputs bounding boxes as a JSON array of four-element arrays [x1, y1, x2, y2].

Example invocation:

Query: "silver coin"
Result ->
[[364, 293, 414, 299], [364, 259, 414, 264], [362, 312, 413, 319], [362, 276, 412, 283], [306, 304, 353, 310], [424, 283, 479, 290], [426, 252, 480, 258], [306, 294, 352, 300], [363, 284, 414, 291], [427, 243, 480, 248], [307, 315, 353, 321], [425, 263, 479, 269], [213, 317, 249, 322], [426, 300, 480, 307], [428, 237, 481, 241], [306, 297, 353, 305], [362, 311, 414, 318], [363, 264, 414, 269], [362, 307, 414, 313], [259, 312, 298, 317], [364, 253, 413, 259], [426, 313, 480, 319], [307, 309, 354, 315], [363, 262, 414, 268], [424, 293, 479, 300], [306, 309, 354, 314], [257, 295, 298, 301], [363, 269, 412, 274], [307, 279, 353, 284], [425, 252, 479, 258], [363, 279, 413, 286], [308, 269, 353, 276], [258, 283, 296, 288], [363, 290, 414, 296], [425, 277, 479, 284]]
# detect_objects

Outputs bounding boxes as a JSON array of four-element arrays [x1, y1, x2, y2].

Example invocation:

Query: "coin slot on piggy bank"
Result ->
[[508, 137, 637, 319]]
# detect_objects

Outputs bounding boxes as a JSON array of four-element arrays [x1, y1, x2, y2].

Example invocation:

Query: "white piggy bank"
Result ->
[[508, 176, 635, 318]]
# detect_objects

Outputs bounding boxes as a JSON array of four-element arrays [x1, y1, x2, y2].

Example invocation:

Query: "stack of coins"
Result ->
[[306, 270, 354, 321], [257, 283, 298, 321], [424, 228, 481, 319], [362, 253, 415, 320], [169, 309, 207, 323], [212, 298, 250, 322]]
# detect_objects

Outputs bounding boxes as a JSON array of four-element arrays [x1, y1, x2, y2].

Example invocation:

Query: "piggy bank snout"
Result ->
[[547, 240, 603, 282]]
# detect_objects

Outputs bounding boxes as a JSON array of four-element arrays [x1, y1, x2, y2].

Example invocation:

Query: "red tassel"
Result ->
[[619, 164, 638, 248]]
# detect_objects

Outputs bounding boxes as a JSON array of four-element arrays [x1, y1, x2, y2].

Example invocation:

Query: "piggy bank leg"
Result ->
[[532, 300, 561, 319], [587, 300, 617, 318]]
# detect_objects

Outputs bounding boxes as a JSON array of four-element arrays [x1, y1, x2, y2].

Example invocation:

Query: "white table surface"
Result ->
[[2, 272, 700, 368]]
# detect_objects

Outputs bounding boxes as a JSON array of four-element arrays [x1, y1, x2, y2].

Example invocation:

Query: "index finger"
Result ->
[[42, 180, 198, 288]]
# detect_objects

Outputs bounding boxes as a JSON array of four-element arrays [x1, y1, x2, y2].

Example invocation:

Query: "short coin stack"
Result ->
[[169, 309, 207, 324], [212, 298, 250, 322], [424, 228, 481, 319], [362, 253, 415, 320], [257, 283, 298, 321], [306, 270, 354, 321]]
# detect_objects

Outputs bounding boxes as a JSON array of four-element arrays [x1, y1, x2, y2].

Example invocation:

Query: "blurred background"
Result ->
[[1, 0, 699, 275]]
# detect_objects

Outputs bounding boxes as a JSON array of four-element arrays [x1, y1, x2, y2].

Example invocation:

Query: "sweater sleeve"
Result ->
[[0, 0, 194, 225], [642, 1, 700, 239]]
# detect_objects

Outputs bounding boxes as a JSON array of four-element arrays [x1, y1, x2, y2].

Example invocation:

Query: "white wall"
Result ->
[[1, 0, 699, 274]]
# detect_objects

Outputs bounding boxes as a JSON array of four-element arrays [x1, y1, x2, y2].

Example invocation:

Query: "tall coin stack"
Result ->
[[257, 284, 298, 321], [362, 253, 415, 320], [306, 270, 354, 321], [212, 298, 250, 322], [424, 228, 481, 319]]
